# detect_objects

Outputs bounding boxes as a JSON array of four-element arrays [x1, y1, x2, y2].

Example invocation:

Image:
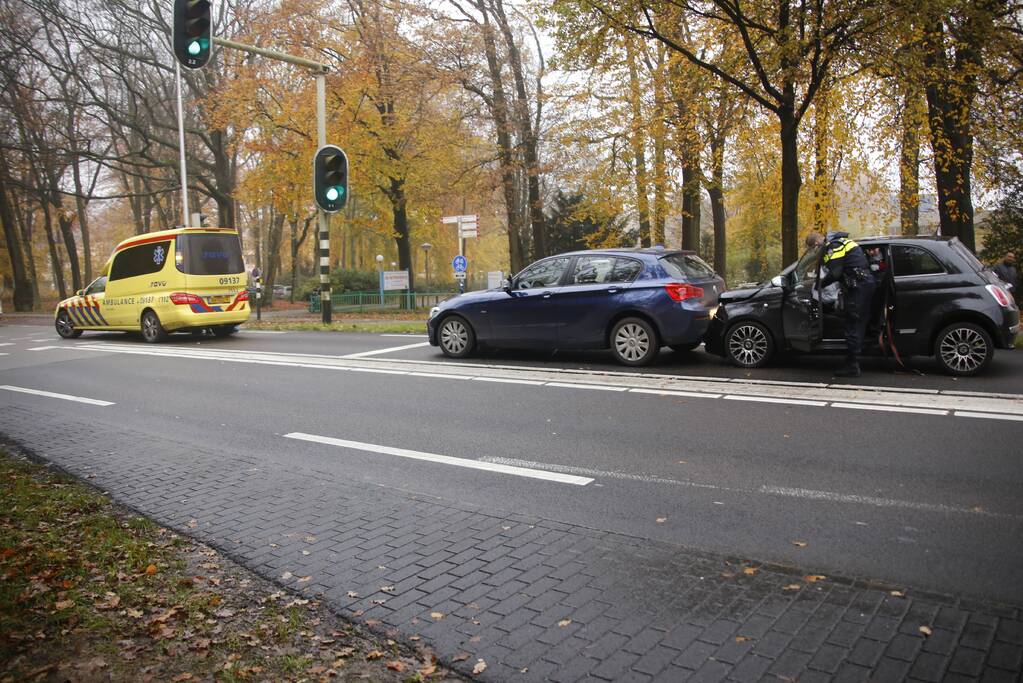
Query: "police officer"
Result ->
[[821, 231, 875, 377]]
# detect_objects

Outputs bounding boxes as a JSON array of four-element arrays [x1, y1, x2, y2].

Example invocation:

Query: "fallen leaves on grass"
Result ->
[[385, 660, 405, 672]]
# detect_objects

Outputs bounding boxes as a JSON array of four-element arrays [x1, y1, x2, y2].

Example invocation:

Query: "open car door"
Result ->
[[782, 246, 823, 352]]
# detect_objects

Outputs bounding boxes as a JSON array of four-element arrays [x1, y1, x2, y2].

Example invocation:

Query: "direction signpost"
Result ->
[[443, 215, 477, 293]]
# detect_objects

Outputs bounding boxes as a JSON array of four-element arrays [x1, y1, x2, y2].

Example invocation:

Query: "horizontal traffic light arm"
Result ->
[[212, 36, 329, 73]]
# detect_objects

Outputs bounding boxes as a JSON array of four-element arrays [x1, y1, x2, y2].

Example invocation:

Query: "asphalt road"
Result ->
[[1, 321, 1022, 608]]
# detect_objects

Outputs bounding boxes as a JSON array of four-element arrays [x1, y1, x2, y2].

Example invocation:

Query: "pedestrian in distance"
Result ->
[[992, 251, 1019, 305], [819, 231, 876, 378]]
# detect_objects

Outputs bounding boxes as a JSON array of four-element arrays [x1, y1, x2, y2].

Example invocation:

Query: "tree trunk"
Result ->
[[708, 135, 727, 278], [625, 37, 652, 247], [779, 99, 802, 267], [651, 52, 668, 246], [0, 169, 34, 310], [263, 209, 285, 306], [55, 206, 82, 293], [291, 214, 312, 303], [40, 200, 66, 300], [899, 87, 923, 236], [491, 0, 545, 259], [812, 89, 833, 235], [72, 161, 93, 282], [388, 176, 414, 292], [476, 6, 526, 272]]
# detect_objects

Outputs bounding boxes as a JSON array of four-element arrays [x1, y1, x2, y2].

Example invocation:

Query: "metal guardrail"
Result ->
[[308, 291, 454, 313]]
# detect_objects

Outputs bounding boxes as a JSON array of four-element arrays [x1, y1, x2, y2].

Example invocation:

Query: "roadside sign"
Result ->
[[441, 214, 477, 224], [454, 272, 466, 280], [459, 222, 478, 239], [382, 270, 409, 291], [452, 255, 467, 273]]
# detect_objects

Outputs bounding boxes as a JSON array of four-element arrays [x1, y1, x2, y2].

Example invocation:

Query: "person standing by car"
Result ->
[[993, 252, 1018, 304], [821, 231, 876, 377]]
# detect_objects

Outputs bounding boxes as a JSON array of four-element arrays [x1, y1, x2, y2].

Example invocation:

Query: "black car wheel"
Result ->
[[140, 310, 168, 343], [611, 317, 659, 366], [55, 310, 82, 339], [438, 315, 475, 358], [934, 322, 993, 376], [725, 321, 774, 368]]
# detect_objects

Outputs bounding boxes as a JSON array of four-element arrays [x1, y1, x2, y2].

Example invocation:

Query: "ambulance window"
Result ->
[[109, 241, 172, 281], [85, 276, 107, 294], [176, 234, 244, 275]]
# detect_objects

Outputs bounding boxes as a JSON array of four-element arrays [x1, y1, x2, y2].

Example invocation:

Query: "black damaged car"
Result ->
[[705, 236, 1019, 376]]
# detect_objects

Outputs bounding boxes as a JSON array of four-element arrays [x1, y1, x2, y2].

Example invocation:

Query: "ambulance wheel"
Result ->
[[724, 321, 774, 368], [212, 325, 238, 337], [934, 322, 992, 377], [140, 310, 168, 343], [55, 310, 82, 339]]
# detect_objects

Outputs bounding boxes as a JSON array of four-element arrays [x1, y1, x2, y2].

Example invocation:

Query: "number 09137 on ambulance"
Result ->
[[54, 227, 250, 343]]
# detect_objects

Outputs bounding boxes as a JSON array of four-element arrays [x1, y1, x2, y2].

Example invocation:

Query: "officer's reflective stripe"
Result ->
[[823, 239, 859, 263]]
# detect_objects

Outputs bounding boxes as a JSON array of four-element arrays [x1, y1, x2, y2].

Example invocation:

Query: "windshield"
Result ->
[[793, 246, 822, 283], [175, 233, 244, 276], [660, 253, 716, 280]]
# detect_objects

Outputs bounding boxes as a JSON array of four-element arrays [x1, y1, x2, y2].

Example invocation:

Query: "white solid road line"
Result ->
[[830, 402, 947, 416], [341, 342, 431, 359], [27, 346, 60, 351], [68, 343, 1023, 422], [483, 457, 1019, 519], [0, 384, 115, 406], [545, 382, 628, 392], [0, 343, 14, 347], [283, 432, 594, 486], [955, 410, 1023, 422], [381, 334, 429, 338], [724, 395, 828, 407]]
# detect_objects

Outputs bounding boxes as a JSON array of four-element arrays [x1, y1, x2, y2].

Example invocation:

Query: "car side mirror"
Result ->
[[770, 275, 783, 288], [502, 278, 513, 293], [76, 289, 84, 297]]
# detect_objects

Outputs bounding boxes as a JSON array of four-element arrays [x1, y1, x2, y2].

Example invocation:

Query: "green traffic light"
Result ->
[[188, 40, 201, 56], [326, 186, 343, 202]]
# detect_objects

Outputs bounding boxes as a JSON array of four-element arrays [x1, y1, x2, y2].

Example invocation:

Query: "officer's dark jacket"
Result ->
[[821, 232, 869, 287]]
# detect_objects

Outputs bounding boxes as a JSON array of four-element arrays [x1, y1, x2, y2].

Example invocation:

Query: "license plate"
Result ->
[[208, 295, 231, 304]]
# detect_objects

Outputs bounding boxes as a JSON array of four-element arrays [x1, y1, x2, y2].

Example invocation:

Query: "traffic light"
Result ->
[[314, 145, 349, 213], [173, 0, 212, 69]]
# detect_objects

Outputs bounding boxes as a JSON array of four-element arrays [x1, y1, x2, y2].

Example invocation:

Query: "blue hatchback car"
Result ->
[[427, 248, 725, 366]]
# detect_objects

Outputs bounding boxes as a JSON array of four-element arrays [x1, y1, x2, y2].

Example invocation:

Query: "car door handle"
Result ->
[[798, 298, 811, 304], [542, 292, 552, 299], [606, 287, 619, 294]]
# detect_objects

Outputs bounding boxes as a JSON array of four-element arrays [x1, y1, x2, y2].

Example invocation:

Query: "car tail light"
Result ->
[[664, 283, 704, 302], [986, 284, 1013, 308], [169, 292, 202, 305], [237, 289, 249, 302]]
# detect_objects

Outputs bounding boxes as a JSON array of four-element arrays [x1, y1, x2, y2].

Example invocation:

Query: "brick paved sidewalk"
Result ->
[[2, 405, 1020, 682]]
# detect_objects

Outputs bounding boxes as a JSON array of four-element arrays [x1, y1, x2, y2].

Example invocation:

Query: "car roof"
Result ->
[[113, 227, 237, 252], [857, 235, 951, 246], [554, 247, 698, 258]]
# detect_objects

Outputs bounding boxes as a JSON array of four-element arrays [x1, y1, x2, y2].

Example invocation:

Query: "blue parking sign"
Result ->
[[452, 255, 468, 273]]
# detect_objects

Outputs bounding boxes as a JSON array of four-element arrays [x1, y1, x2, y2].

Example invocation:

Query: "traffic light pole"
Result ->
[[316, 74, 331, 324], [174, 60, 189, 227], [207, 37, 332, 324]]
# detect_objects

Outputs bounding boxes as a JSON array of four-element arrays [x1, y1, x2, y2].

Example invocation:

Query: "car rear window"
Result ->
[[949, 239, 985, 273], [660, 253, 716, 280], [109, 240, 172, 281], [175, 233, 244, 275], [891, 245, 945, 277]]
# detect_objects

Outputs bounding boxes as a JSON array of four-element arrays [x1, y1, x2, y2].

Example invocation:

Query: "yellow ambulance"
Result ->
[[54, 227, 250, 342]]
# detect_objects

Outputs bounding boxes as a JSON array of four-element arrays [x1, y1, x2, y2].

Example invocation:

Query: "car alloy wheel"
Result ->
[[140, 310, 167, 343], [439, 316, 474, 358], [727, 323, 771, 367], [55, 310, 81, 339], [611, 317, 658, 366], [936, 323, 991, 376]]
